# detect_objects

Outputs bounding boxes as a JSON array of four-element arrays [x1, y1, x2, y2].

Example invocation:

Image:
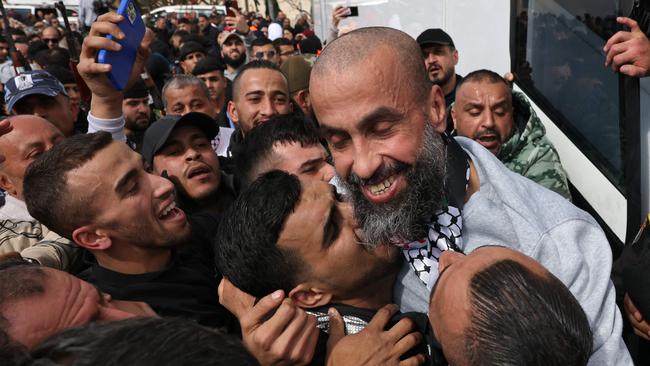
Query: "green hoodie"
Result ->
[[497, 91, 571, 200]]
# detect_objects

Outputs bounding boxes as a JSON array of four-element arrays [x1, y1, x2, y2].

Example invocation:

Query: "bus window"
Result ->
[[513, 0, 624, 191]]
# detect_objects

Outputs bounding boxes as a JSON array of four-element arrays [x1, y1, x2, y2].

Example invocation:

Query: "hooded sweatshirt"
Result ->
[[497, 91, 571, 200]]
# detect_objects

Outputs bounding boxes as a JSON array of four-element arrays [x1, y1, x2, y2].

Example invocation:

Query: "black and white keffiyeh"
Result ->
[[397, 136, 470, 289]]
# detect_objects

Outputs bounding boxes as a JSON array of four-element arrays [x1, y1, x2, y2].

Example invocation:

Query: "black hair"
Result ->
[[30, 317, 259, 366], [232, 60, 286, 101], [178, 18, 192, 25], [34, 48, 71, 69], [273, 37, 293, 47], [24, 132, 114, 240], [251, 37, 274, 48], [463, 260, 593, 366], [44, 65, 75, 85], [457, 69, 509, 90], [235, 114, 322, 186], [214, 170, 305, 297]]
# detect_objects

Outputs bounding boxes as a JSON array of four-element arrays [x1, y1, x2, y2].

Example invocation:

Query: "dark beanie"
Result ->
[[191, 56, 225, 76], [178, 41, 206, 61]]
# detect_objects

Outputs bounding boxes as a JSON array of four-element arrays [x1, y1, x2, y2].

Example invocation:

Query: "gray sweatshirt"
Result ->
[[394, 137, 631, 365]]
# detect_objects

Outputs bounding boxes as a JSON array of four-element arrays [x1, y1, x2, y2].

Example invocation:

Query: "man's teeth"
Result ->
[[368, 175, 396, 195], [160, 201, 176, 218]]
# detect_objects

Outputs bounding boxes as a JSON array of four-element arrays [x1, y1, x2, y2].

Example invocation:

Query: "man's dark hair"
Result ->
[[457, 69, 509, 90], [0, 264, 46, 353], [30, 317, 259, 366], [273, 37, 293, 47], [251, 37, 275, 49], [178, 18, 192, 25], [463, 259, 593, 366], [235, 114, 322, 186], [232, 60, 286, 101], [24, 132, 114, 240], [215, 170, 305, 297], [34, 47, 71, 69]]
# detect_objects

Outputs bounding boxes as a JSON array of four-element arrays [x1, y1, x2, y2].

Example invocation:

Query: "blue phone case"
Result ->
[[97, 0, 145, 91]]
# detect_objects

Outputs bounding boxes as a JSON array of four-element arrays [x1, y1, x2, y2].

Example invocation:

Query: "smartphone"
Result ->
[[97, 0, 145, 90], [348, 6, 359, 17]]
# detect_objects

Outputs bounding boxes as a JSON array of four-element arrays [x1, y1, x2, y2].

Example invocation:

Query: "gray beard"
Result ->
[[341, 123, 447, 248]]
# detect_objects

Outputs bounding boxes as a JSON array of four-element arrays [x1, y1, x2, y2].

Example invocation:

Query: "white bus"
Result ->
[[312, 0, 650, 255]]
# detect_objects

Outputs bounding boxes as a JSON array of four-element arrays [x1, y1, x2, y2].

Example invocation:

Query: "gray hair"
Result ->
[[161, 74, 211, 109]]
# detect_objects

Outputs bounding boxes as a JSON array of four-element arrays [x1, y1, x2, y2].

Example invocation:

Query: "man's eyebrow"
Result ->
[[114, 168, 139, 196], [357, 106, 404, 133], [319, 107, 403, 138], [244, 90, 264, 98], [299, 157, 324, 171], [322, 200, 341, 250], [20, 141, 44, 154], [463, 102, 484, 110]]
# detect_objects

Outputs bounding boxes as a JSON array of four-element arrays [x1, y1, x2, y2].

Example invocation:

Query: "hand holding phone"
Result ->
[[97, 0, 145, 90]]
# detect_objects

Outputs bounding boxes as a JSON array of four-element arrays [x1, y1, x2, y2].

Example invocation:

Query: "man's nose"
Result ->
[[351, 141, 381, 181]]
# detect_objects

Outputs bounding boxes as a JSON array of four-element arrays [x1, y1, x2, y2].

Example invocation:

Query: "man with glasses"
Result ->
[[273, 38, 296, 65], [250, 38, 280, 66], [41, 27, 61, 49]]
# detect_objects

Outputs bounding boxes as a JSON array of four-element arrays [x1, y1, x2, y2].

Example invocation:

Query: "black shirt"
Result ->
[[79, 215, 235, 330], [444, 74, 463, 135]]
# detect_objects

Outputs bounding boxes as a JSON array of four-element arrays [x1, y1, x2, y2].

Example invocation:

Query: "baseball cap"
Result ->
[[124, 79, 149, 99], [416, 28, 455, 48], [280, 55, 312, 94], [217, 31, 245, 47], [4, 70, 68, 112], [178, 41, 206, 61], [142, 112, 219, 165]]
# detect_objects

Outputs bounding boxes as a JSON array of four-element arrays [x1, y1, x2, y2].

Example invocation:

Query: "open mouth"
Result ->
[[476, 134, 500, 151], [361, 173, 403, 204], [187, 165, 212, 180], [158, 200, 183, 221]]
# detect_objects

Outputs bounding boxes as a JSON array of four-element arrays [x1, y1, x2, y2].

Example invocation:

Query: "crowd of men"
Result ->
[[0, 3, 649, 366]]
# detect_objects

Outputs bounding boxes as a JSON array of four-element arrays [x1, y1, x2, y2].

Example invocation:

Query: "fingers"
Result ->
[[96, 12, 124, 24], [220, 278, 264, 319], [392, 331, 422, 357], [399, 354, 426, 366], [326, 307, 345, 355], [273, 306, 316, 359], [367, 304, 399, 331], [605, 40, 628, 66], [604, 30, 633, 54], [619, 64, 648, 77], [253, 299, 300, 344], [289, 315, 319, 363], [624, 294, 650, 340], [617, 16, 641, 33], [385, 317, 416, 343], [88, 21, 125, 40]]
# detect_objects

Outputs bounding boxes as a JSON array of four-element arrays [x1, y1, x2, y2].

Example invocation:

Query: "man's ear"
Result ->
[[227, 100, 239, 127], [72, 226, 112, 251], [428, 84, 447, 133], [0, 172, 17, 197], [288, 284, 332, 309], [452, 49, 459, 65], [451, 105, 458, 130]]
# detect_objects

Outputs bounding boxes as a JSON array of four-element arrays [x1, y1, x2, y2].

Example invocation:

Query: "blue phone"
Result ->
[[97, 0, 145, 91]]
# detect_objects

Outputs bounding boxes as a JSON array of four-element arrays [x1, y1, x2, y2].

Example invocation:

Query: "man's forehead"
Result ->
[[457, 81, 511, 102], [239, 69, 288, 93]]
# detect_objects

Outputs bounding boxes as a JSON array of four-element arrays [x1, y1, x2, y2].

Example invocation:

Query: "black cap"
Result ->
[[124, 79, 149, 99], [192, 56, 225, 76], [416, 28, 455, 48], [178, 41, 206, 61], [142, 112, 219, 165]]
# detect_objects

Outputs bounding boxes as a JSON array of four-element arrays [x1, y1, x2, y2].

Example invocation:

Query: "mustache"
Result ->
[[473, 128, 502, 141], [347, 160, 410, 187]]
